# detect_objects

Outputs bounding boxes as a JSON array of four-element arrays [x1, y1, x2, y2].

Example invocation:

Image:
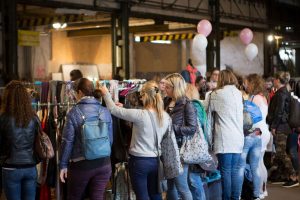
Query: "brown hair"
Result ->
[[1, 80, 34, 128], [216, 69, 238, 89], [70, 69, 83, 81], [76, 78, 94, 96], [246, 74, 266, 96], [274, 71, 290, 85], [140, 81, 164, 127]]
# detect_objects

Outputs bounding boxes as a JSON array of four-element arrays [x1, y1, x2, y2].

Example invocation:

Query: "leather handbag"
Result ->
[[35, 123, 54, 160]]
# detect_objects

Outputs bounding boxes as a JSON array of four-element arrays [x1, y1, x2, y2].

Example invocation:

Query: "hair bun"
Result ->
[[154, 87, 159, 93]]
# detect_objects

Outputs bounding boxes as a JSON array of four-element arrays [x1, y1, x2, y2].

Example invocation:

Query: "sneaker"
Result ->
[[282, 180, 299, 188], [259, 194, 265, 199], [252, 197, 261, 200], [270, 178, 287, 184], [259, 192, 268, 199], [270, 180, 286, 184], [262, 191, 268, 197]]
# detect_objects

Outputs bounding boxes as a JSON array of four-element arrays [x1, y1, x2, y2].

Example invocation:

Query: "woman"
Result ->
[[266, 71, 298, 187], [238, 74, 270, 199], [185, 84, 207, 200], [164, 73, 197, 200], [98, 80, 170, 200], [59, 78, 113, 200], [207, 70, 244, 200], [0, 81, 39, 200]]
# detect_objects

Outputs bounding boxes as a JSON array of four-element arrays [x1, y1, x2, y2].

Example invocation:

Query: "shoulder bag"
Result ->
[[35, 118, 55, 160]]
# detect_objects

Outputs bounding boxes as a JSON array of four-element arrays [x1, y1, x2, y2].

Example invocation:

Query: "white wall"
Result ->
[[221, 32, 264, 75], [191, 32, 264, 77]]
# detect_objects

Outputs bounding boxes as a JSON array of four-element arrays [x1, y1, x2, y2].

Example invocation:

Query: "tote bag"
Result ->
[[180, 121, 217, 170], [161, 120, 183, 179]]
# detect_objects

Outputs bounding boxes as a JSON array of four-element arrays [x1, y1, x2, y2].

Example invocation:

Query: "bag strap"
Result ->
[[76, 105, 103, 122], [250, 95, 255, 102], [147, 110, 160, 157], [34, 115, 43, 136]]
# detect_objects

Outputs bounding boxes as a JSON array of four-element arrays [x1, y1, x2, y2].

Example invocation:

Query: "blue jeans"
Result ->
[[167, 164, 193, 200], [217, 153, 241, 200], [188, 171, 206, 200], [287, 132, 299, 172], [2, 166, 37, 200], [237, 135, 262, 198], [128, 155, 162, 200]]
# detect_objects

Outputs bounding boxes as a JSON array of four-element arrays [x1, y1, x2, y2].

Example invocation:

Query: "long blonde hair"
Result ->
[[140, 81, 164, 126], [164, 73, 187, 100], [186, 83, 200, 100]]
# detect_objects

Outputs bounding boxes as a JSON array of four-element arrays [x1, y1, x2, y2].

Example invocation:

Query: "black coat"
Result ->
[[164, 96, 197, 147], [266, 86, 291, 132], [0, 115, 39, 167]]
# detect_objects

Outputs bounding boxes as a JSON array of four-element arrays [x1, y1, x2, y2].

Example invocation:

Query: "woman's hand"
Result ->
[[60, 168, 68, 183], [98, 84, 109, 96], [115, 102, 123, 107], [271, 129, 276, 136]]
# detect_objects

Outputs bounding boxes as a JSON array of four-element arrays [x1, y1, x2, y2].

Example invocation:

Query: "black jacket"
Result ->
[[0, 115, 39, 167], [266, 86, 291, 131], [164, 96, 197, 147]]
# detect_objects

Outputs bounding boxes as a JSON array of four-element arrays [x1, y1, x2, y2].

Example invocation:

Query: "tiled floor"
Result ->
[[1, 184, 300, 199], [265, 184, 300, 200]]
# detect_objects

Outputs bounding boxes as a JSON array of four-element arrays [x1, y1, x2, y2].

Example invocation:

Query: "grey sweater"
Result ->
[[209, 85, 244, 154], [103, 93, 171, 157]]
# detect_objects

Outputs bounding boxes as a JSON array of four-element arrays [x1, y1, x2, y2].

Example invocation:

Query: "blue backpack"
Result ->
[[243, 96, 263, 124], [76, 106, 111, 160]]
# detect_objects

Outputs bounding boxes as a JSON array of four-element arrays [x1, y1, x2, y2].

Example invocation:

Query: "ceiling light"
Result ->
[[135, 36, 141, 42], [61, 23, 67, 29], [151, 40, 171, 44], [52, 22, 68, 30], [52, 22, 61, 29], [267, 34, 274, 42]]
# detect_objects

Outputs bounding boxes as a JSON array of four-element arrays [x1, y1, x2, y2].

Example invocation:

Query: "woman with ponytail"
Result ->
[[98, 81, 171, 200]]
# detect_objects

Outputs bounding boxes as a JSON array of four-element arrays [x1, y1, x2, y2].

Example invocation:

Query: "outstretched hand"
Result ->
[[96, 82, 109, 96]]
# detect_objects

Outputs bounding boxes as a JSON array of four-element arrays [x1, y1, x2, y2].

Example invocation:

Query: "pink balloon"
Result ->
[[197, 20, 212, 37], [240, 28, 253, 45]]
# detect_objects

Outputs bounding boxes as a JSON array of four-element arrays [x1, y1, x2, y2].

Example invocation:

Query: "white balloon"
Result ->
[[192, 34, 208, 52], [245, 43, 258, 61]]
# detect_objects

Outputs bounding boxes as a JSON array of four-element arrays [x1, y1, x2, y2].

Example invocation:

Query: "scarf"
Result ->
[[186, 64, 198, 84]]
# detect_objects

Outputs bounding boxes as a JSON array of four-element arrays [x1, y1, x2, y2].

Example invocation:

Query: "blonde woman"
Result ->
[[185, 83, 207, 200], [98, 81, 170, 200], [164, 73, 197, 200]]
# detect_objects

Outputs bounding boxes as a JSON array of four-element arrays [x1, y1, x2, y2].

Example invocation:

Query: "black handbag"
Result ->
[[289, 94, 300, 128]]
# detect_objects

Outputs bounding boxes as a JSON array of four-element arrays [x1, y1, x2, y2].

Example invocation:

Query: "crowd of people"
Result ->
[[0, 67, 299, 200]]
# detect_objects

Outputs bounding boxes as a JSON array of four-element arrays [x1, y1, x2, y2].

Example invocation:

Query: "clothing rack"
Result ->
[[32, 102, 77, 107]]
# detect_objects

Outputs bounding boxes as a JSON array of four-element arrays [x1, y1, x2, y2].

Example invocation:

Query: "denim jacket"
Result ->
[[60, 97, 113, 169]]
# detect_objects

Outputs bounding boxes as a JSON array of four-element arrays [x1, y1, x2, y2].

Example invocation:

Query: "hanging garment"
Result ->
[[113, 163, 136, 200]]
